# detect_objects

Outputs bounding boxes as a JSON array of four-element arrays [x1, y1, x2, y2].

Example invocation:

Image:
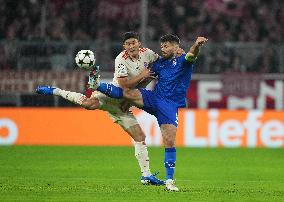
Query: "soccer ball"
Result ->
[[75, 50, 96, 70]]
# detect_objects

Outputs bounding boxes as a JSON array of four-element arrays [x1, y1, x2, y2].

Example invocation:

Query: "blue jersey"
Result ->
[[152, 53, 194, 108]]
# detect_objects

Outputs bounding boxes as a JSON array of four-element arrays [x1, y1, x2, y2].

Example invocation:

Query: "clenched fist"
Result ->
[[195, 37, 208, 46]]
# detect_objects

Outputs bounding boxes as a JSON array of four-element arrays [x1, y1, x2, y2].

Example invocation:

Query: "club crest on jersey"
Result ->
[[173, 59, 177, 66], [144, 62, 148, 67], [118, 63, 125, 69], [117, 63, 127, 75]]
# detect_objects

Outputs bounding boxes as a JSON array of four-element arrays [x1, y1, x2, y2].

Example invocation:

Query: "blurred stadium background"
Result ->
[[1, 0, 283, 146], [0, 0, 284, 201], [0, 0, 283, 104]]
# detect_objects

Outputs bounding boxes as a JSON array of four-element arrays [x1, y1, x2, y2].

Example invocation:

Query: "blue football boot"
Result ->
[[35, 86, 56, 95], [141, 172, 165, 186]]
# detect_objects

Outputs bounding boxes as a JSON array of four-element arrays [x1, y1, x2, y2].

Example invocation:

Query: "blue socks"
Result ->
[[97, 83, 123, 99], [164, 147, 176, 180]]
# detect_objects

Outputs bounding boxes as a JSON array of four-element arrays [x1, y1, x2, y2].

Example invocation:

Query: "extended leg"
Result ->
[[36, 86, 100, 109], [94, 82, 144, 106]]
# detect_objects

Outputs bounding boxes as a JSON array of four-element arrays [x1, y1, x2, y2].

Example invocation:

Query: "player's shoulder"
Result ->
[[140, 47, 159, 61], [177, 53, 186, 60], [116, 50, 129, 61], [155, 56, 164, 63], [139, 47, 148, 53], [139, 47, 157, 55]]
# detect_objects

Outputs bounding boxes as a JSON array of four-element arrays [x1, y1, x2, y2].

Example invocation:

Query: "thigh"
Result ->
[[92, 91, 124, 114], [155, 99, 179, 127], [139, 90, 179, 127], [124, 88, 144, 107], [108, 110, 139, 130], [139, 89, 158, 115], [125, 124, 146, 142]]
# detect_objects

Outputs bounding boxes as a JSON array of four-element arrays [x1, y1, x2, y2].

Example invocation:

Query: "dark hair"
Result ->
[[123, 31, 140, 42], [160, 34, 180, 44]]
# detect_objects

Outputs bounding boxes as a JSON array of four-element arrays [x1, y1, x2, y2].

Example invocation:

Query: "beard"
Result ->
[[162, 52, 175, 59]]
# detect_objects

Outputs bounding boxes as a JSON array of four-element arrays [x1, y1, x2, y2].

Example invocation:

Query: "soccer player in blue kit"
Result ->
[[89, 34, 208, 191]]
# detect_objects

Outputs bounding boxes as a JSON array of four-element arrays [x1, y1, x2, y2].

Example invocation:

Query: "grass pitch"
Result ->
[[0, 146, 283, 201]]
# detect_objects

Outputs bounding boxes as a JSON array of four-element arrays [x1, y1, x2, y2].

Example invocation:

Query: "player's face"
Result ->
[[123, 38, 141, 57], [161, 42, 179, 59]]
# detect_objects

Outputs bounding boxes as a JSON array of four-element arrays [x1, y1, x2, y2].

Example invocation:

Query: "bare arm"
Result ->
[[118, 75, 144, 89], [136, 76, 157, 88], [117, 68, 155, 89], [185, 37, 208, 61]]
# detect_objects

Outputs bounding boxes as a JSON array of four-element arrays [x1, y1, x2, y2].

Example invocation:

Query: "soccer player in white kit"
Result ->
[[36, 32, 165, 185]]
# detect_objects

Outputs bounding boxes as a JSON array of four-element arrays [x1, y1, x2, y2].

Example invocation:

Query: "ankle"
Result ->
[[53, 88, 60, 95]]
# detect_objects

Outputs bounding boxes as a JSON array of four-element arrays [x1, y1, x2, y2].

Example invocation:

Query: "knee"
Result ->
[[126, 125, 146, 142], [132, 128, 146, 142], [165, 142, 175, 148], [81, 100, 92, 109], [163, 136, 176, 148], [123, 88, 133, 99], [136, 130, 146, 142], [82, 98, 100, 110]]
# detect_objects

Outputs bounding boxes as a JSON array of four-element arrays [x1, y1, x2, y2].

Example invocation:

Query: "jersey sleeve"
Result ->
[[114, 57, 128, 78], [181, 53, 196, 68]]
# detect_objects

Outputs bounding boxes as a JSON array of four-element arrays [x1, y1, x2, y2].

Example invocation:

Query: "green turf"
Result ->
[[0, 146, 283, 201]]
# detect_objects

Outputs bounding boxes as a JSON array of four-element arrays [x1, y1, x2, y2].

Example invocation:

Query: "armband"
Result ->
[[185, 54, 197, 62]]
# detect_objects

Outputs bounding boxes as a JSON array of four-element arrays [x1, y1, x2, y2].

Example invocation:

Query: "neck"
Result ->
[[164, 54, 176, 60], [129, 53, 139, 60]]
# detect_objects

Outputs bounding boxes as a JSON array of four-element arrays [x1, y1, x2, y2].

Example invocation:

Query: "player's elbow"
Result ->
[[123, 88, 132, 98]]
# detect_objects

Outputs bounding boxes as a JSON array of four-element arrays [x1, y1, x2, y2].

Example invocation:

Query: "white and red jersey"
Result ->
[[112, 47, 159, 86], [88, 47, 158, 125]]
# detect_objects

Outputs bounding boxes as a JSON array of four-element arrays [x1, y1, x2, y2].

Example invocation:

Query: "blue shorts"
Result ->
[[139, 89, 178, 127]]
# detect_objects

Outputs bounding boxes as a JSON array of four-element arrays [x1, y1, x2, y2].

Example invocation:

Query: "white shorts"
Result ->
[[91, 91, 138, 130]]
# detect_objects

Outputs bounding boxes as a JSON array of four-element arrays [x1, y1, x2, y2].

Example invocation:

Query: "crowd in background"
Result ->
[[0, 0, 283, 73], [1, 0, 283, 42], [149, 0, 283, 43]]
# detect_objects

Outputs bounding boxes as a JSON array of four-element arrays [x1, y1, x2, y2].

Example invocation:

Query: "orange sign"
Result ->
[[0, 108, 284, 147], [177, 109, 284, 148], [0, 108, 131, 146]]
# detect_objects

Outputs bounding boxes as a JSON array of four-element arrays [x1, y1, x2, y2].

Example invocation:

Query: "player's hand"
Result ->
[[195, 37, 208, 46], [140, 68, 155, 79]]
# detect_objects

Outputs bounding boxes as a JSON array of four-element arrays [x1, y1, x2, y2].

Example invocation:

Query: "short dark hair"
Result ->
[[123, 31, 140, 43], [160, 34, 180, 44]]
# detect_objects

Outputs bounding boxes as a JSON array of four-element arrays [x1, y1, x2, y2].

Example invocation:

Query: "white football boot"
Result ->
[[165, 179, 179, 192]]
